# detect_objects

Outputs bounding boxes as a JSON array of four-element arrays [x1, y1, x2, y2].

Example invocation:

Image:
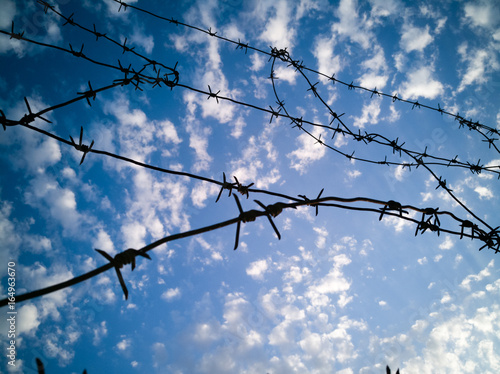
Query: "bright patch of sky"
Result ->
[[0, 0, 499, 373]]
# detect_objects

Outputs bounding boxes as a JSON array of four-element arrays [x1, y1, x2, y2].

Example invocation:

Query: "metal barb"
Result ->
[[69, 126, 94, 165], [254, 200, 281, 240], [216, 172, 235, 202], [207, 85, 221, 103], [234, 176, 254, 198], [379, 200, 407, 221], [77, 81, 97, 106], [95, 248, 151, 300]]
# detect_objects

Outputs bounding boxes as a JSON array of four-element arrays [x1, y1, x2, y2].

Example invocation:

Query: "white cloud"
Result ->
[[474, 186, 494, 199], [439, 236, 454, 250], [249, 53, 265, 72], [23, 174, 85, 236], [0, 202, 21, 278], [288, 127, 327, 173], [418, 257, 428, 265], [17, 303, 40, 335], [313, 36, 342, 83], [191, 181, 219, 208], [158, 119, 182, 145], [400, 66, 444, 99], [93, 321, 108, 346], [284, 266, 310, 283], [296, 0, 323, 20], [119, 167, 190, 246], [93, 229, 115, 255], [308, 254, 351, 295], [152, 342, 168, 368], [259, 0, 297, 50], [161, 287, 181, 301], [464, 0, 500, 28], [121, 221, 147, 249], [128, 29, 154, 54], [381, 211, 416, 232], [222, 22, 245, 42], [457, 43, 499, 92], [332, 0, 374, 49], [24, 234, 52, 254], [400, 24, 433, 53], [358, 45, 388, 90], [246, 259, 269, 280], [274, 64, 299, 84], [313, 227, 329, 249], [229, 129, 281, 189], [346, 169, 362, 180], [116, 338, 131, 351], [352, 97, 382, 128], [182, 92, 213, 172], [460, 260, 493, 291], [0, 0, 16, 29], [369, 0, 400, 17]]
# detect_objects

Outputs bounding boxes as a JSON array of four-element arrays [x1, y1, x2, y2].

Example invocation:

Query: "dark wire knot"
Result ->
[[117, 1, 128, 12], [20, 97, 51, 125], [268, 105, 281, 123], [69, 43, 85, 58], [37, 0, 54, 13], [415, 219, 440, 236], [390, 138, 405, 156], [307, 82, 319, 97], [207, 85, 220, 103], [77, 81, 97, 106], [215, 172, 236, 203], [236, 39, 248, 53], [467, 159, 483, 175], [298, 188, 324, 216], [234, 176, 254, 198], [460, 220, 479, 240], [435, 177, 452, 191], [269, 46, 289, 62], [415, 207, 441, 236], [0, 110, 20, 130], [379, 200, 407, 221], [232, 196, 282, 250], [95, 248, 151, 300], [62, 13, 75, 26], [121, 37, 135, 54], [92, 23, 106, 40], [70, 126, 94, 165], [9, 21, 24, 40], [477, 226, 500, 252], [370, 87, 380, 98]]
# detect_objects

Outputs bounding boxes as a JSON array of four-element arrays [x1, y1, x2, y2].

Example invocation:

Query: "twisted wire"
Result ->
[[0, 1, 498, 308], [108, 0, 500, 144]]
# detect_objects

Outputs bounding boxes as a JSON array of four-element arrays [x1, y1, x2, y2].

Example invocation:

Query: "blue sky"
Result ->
[[0, 0, 499, 373]]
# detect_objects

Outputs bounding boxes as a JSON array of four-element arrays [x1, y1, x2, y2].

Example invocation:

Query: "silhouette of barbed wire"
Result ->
[[2, 10, 498, 181], [1, 0, 499, 312], [267, 51, 497, 234], [107, 0, 500, 145], [1, 185, 498, 307]]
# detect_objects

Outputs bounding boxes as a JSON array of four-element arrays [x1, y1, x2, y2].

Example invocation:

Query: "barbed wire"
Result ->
[[268, 52, 496, 233], [1, 186, 498, 307], [2, 11, 499, 180], [1, 0, 499, 310], [108, 0, 500, 145], [2, 90, 499, 250]]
